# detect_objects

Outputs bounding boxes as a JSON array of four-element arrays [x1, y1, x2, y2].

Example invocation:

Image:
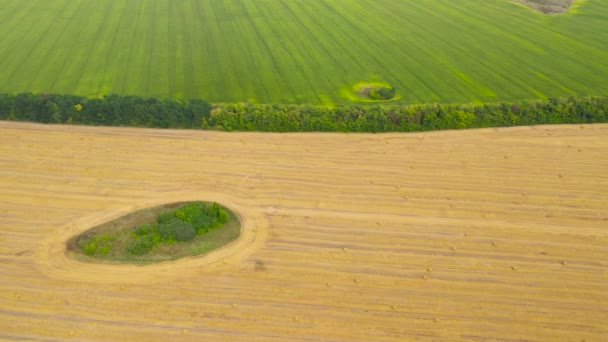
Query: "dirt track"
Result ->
[[0, 121, 606, 341]]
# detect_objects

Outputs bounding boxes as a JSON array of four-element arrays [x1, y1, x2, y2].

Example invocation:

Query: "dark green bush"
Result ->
[[157, 212, 175, 224], [174, 203, 203, 223], [369, 87, 396, 100], [172, 222, 196, 242], [134, 224, 151, 236], [157, 218, 179, 240], [128, 235, 155, 255], [192, 212, 214, 234], [157, 218, 196, 242], [169, 202, 230, 234]]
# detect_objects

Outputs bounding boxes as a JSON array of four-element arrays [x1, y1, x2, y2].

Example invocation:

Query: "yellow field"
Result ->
[[0, 122, 606, 341]]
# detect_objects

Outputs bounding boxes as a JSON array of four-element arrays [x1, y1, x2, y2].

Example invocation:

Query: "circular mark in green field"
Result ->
[[67, 201, 240, 264], [340, 81, 401, 103]]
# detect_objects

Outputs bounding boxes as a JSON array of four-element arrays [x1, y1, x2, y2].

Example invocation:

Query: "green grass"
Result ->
[[0, 0, 606, 105]]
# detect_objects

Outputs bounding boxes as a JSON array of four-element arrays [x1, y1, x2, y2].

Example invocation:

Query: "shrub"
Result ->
[[369, 87, 396, 100], [157, 217, 180, 240], [174, 202, 204, 223], [134, 224, 151, 236], [217, 208, 229, 224], [157, 211, 174, 224], [170, 202, 230, 234], [83, 242, 96, 255], [192, 213, 214, 234], [98, 246, 111, 254], [209, 202, 229, 226], [172, 222, 196, 242], [82, 234, 113, 255], [158, 218, 196, 242], [128, 235, 155, 255]]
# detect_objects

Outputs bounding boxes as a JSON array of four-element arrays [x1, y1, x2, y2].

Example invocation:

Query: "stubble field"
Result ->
[[0, 0, 607, 104], [0, 121, 606, 341]]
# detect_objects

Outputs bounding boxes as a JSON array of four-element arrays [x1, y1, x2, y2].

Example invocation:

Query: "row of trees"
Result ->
[[0, 92, 606, 132], [209, 96, 607, 132], [0, 93, 210, 129]]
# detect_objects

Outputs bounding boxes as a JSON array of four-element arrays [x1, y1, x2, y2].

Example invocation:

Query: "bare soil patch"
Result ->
[[508, 0, 573, 14]]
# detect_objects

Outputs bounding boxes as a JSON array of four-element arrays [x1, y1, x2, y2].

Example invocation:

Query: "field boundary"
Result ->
[[0, 93, 606, 133]]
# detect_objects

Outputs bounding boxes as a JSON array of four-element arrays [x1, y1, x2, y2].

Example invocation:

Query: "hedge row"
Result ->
[[1, 93, 606, 132]]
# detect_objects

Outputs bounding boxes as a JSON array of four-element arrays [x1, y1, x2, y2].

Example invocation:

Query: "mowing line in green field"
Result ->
[[166, 1, 178, 97], [0, 0, 40, 48], [23, 0, 75, 94], [222, 0, 275, 103], [258, 1, 324, 104], [97, 0, 131, 96], [1, 0, 70, 93], [241, 1, 299, 103], [75, 0, 120, 97], [279, 1, 346, 105], [179, 0, 199, 99]]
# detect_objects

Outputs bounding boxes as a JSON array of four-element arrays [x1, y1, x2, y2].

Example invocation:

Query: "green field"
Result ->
[[0, 0, 607, 105]]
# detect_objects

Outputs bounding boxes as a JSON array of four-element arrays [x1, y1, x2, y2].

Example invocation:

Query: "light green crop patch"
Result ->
[[340, 81, 402, 103]]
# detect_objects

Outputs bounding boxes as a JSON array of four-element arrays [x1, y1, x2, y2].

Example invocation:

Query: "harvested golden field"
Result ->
[[0, 121, 607, 341]]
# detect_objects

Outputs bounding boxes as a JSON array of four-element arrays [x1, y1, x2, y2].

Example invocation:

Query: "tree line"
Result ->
[[0, 92, 606, 132], [0, 93, 210, 129]]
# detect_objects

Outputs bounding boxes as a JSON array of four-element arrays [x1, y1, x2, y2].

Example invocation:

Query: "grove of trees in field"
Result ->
[[0, 93, 606, 133]]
